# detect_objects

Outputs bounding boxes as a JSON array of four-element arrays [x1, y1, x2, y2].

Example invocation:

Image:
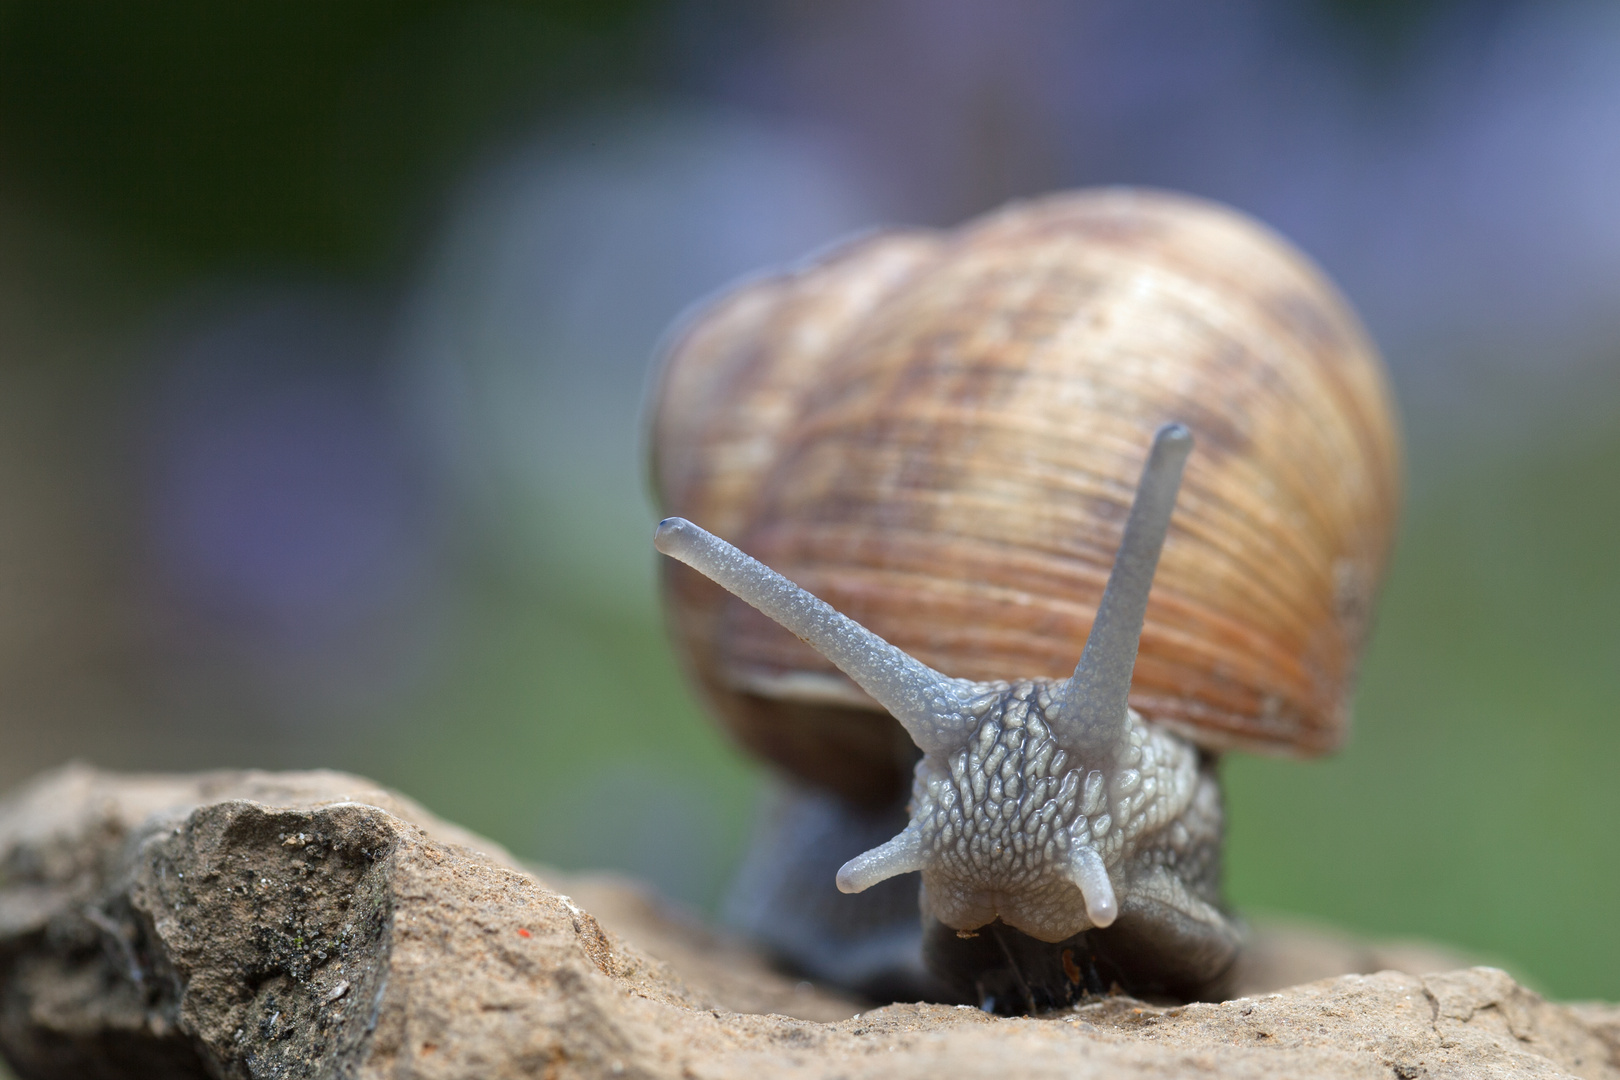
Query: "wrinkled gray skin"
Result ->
[[726, 757, 1233, 1011], [657, 425, 1243, 1012]]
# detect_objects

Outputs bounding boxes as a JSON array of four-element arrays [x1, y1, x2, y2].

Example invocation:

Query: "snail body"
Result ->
[[648, 189, 1400, 1011]]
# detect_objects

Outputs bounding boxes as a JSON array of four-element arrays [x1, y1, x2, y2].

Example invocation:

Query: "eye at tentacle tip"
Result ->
[[1156, 420, 1192, 448], [653, 516, 695, 554]]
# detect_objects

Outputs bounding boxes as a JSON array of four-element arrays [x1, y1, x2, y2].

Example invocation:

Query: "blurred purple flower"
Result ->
[[139, 291, 442, 711]]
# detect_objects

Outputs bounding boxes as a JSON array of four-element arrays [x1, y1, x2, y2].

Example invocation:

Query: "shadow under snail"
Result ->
[[646, 188, 1402, 1013]]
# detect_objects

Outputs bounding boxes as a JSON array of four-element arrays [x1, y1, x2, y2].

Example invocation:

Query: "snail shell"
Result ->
[[650, 188, 1402, 810]]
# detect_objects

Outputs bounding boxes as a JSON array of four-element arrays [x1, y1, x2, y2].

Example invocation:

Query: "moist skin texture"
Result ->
[[722, 693, 1239, 1014], [906, 688, 1238, 1011], [728, 683, 1241, 1013], [897, 682, 1215, 943]]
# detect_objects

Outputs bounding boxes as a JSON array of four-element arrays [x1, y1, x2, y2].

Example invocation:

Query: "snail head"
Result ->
[[655, 423, 1201, 944]]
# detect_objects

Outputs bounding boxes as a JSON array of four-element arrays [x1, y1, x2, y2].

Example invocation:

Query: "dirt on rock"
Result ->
[[0, 765, 1614, 1079]]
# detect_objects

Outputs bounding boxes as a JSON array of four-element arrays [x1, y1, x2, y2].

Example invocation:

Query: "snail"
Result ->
[[646, 188, 1401, 1013]]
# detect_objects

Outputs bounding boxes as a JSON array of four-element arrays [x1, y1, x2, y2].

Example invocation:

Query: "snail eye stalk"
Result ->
[[1049, 423, 1192, 761], [653, 517, 976, 754]]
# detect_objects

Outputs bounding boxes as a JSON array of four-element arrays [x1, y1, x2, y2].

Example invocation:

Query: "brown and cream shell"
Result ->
[[648, 187, 1402, 806]]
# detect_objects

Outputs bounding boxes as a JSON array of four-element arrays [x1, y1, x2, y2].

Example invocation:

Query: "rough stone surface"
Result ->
[[1, 766, 1615, 1080]]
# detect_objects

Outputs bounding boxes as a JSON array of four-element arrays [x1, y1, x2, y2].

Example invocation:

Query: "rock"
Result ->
[[1, 766, 1615, 1079], [555, 873, 864, 1023]]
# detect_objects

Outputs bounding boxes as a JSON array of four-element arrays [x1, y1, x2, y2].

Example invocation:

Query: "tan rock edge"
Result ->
[[0, 765, 1613, 1079]]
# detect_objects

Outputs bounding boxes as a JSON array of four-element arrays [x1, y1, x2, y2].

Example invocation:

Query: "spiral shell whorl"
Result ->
[[651, 188, 1401, 803]]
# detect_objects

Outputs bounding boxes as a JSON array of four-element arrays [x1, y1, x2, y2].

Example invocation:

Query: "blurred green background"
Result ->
[[0, 0, 1616, 1006]]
